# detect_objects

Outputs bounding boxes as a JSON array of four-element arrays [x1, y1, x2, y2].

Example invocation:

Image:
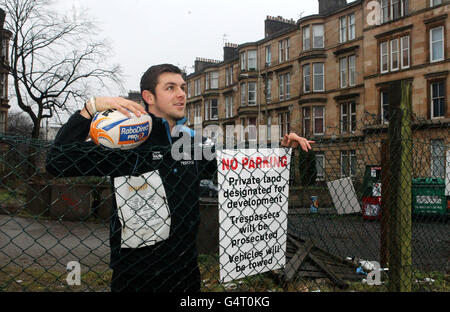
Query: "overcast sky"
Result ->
[[55, 0, 320, 95]]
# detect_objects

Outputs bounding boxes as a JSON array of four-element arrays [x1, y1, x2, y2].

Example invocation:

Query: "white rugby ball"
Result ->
[[89, 109, 152, 150]]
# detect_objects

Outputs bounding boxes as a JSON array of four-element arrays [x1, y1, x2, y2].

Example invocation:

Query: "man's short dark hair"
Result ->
[[140, 64, 182, 97]]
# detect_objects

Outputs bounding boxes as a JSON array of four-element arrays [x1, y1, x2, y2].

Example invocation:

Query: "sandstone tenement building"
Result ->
[[185, 0, 449, 182]]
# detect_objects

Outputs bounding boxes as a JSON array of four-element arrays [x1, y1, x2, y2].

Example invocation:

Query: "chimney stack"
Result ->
[[224, 43, 239, 62], [264, 15, 296, 38], [194, 57, 221, 73], [318, 0, 347, 15]]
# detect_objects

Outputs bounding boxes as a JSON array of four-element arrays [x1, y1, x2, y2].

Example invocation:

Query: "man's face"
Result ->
[[145, 72, 187, 124]]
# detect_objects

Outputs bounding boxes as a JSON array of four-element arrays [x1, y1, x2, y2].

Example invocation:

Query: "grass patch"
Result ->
[[1, 257, 448, 292]]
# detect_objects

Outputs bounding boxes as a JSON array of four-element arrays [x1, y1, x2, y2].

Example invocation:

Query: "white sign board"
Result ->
[[217, 149, 291, 283], [327, 177, 361, 215], [446, 150, 450, 197]]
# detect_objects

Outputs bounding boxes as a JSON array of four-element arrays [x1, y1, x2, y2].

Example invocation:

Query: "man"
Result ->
[[46, 64, 314, 292]]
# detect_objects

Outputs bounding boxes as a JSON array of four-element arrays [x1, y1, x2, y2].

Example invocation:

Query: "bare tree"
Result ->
[[1, 0, 123, 138], [6, 110, 33, 136]]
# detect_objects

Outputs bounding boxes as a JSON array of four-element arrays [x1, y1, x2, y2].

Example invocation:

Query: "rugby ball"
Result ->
[[89, 109, 152, 150]]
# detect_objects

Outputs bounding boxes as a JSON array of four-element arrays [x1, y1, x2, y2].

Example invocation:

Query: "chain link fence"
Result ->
[[0, 112, 448, 292]]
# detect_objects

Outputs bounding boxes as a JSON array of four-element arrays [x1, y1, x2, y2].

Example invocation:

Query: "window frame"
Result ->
[[315, 153, 325, 181], [431, 139, 445, 178], [313, 63, 325, 92], [265, 46, 272, 67], [430, 80, 446, 119], [430, 26, 444, 63], [303, 26, 311, 51], [313, 24, 325, 49], [313, 106, 325, 136], [248, 82, 257, 106], [240, 83, 246, 106], [401, 36, 410, 69], [381, 90, 390, 124], [303, 64, 311, 93], [303, 107, 311, 137], [247, 50, 258, 71], [390, 39, 400, 71]]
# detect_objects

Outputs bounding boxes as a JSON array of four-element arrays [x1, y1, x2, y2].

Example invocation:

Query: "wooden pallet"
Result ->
[[274, 231, 361, 289]]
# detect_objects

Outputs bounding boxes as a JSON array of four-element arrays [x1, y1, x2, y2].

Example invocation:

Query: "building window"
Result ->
[[285, 74, 291, 99], [303, 26, 310, 51], [240, 52, 246, 71], [225, 125, 234, 147], [349, 14, 356, 41], [248, 82, 257, 106], [211, 99, 218, 120], [279, 74, 284, 101], [303, 64, 311, 93], [339, 13, 356, 43], [431, 140, 445, 178], [265, 46, 272, 67], [340, 16, 347, 43], [266, 78, 272, 103], [285, 112, 291, 134], [0, 74, 6, 99], [278, 113, 284, 137], [194, 104, 201, 124], [267, 116, 272, 139], [430, 26, 444, 63], [279, 38, 290, 63], [226, 66, 234, 86], [390, 39, 399, 71], [187, 82, 191, 98], [349, 55, 356, 86], [226, 96, 234, 118], [0, 111, 6, 133], [203, 99, 218, 121], [431, 81, 445, 119], [340, 57, 348, 88], [248, 50, 257, 71], [381, 41, 389, 73], [341, 102, 357, 134], [279, 73, 291, 101], [313, 63, 325, 92], [313, 24, 325, 49], [240, 83, 246, 106], [303, 106, 325, 137], [248, 117, 257, 142], [1, 38, 7, 59], [186, 105, 191, 126], [341, 150, 357, 178], [204, 101, 209, 121], [381, 91, 390, 124], [340, 55, 357, 88], [431, 0, 442, 7], [240, 118, 246, 142], [316, 153, 325, 181], [401, 36, 410, 69], [380, 35, 410, 73], [380, 0, 408, 23], [303, 107, 311, 137], [194, 79, 201, 96], [211, 72, 219, 89], [313, 106, 325, 135]]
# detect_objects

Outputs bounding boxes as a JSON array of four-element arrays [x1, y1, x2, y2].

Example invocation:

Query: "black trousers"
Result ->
[[111, 265, 201, 293]]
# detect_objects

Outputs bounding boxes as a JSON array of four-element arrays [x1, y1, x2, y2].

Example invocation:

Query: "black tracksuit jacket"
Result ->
[[46, 111, 216, 275]]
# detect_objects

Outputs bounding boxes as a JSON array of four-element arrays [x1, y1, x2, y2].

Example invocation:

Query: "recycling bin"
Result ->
[[412, 178, 446, 216]]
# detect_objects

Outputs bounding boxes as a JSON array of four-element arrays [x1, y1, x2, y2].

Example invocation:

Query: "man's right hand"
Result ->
[[81, 97, 148, 120]]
